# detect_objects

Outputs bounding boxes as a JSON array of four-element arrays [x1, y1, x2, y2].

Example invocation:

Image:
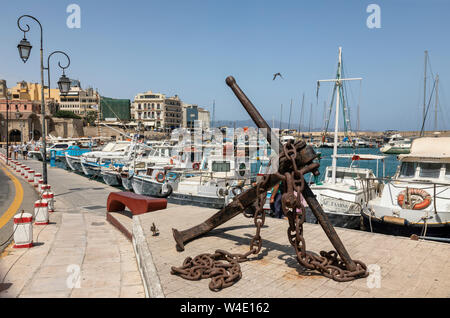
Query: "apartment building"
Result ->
[[131, 90, 182, 131], [58, 80, 99, 116]]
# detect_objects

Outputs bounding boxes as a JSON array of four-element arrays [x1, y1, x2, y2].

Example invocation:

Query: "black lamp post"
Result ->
[[5, 92, 11, 165], [17, 15, 72, 184]]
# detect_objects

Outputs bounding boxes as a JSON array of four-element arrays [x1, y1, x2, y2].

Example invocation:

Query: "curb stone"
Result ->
[[132, 214, 165, 298]]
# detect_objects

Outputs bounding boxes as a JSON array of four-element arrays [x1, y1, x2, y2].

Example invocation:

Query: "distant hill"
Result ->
[[212, 119, 323, 131]]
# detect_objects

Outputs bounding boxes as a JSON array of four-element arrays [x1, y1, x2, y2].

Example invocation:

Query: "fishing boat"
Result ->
[[166, 152, 252, 208], [380, 134, 411, 154], [308, 154, 386, 229], [80, 141, 131, 176], [131, 164, 174, 198], [308, 46, 384, 229], [362, 137, 450, 238]]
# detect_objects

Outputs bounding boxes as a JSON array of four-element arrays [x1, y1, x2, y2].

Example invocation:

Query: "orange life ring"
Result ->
[[397, 188, 431, 210], [192, 162, 200, 170], [155, 172, 165, 183]]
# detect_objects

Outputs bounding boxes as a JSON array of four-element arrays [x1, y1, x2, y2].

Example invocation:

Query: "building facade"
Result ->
[[182, 103, 210, 129], [58, 80, 99, 116], [131, 91, 182, 131]]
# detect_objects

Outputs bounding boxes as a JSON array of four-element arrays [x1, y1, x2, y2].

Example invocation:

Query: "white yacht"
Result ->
[[362, 137, 450, 238], [380, 134, 411, 154]]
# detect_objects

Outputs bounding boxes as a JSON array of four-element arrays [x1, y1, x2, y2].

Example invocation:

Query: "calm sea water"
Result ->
[[55, 147, 400, 182], [313, 147, 400, 181]]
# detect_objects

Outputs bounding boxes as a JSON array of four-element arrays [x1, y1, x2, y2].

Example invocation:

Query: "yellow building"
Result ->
[[8, 81, 61, 103]]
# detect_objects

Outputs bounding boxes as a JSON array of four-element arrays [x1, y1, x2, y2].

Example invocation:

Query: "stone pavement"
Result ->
[[0, 159, 145, 298], [139, 205, 450, 298]]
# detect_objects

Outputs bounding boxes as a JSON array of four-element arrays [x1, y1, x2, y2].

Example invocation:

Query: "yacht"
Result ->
[[362, 137, 450, 238], [380, 134, 411, 154]]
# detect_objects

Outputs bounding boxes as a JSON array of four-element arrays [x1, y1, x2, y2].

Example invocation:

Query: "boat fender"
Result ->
[[217, 187, 229, 198], [231, 186, 243, 196], [158, 183, 173, 198]]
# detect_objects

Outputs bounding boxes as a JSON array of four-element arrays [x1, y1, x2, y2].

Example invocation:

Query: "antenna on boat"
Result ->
[[316, 47, 362, 184]]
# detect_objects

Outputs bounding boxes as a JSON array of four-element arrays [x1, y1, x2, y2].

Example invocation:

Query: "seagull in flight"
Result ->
[[273, 73, 283, 80]]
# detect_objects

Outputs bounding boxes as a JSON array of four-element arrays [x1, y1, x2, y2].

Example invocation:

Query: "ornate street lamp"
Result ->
[[17, 15, 72, 184], [57, 73, 71, 95], [17, 37, 32, 63]]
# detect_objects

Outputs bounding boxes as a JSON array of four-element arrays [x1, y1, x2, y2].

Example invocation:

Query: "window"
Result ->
[[399, 162, 417, 178], [419, 163, 441, 179], [212, 161, 230, 172], [445, 164, 450, 180]]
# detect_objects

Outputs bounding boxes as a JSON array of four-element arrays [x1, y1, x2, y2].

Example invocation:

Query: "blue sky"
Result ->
[[1, 0, 449, 131]]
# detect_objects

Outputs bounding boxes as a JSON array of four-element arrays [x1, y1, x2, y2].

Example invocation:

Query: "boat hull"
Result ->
[[167, 192, 226, 209], [81, 162, 101, 177], [361, 209, 450, 238], [120, 174, 133, 191], [305, 207, 361, 229], [102, 171, 122, 186], [66, 155, 82, 172], [131, 175, 165, 197]]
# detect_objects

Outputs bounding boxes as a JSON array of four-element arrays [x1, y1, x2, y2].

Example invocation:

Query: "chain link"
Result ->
[[171, 141, 368, 291]]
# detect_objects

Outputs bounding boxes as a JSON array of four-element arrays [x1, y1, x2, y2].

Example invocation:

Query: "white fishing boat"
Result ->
[[380, 134, 411, 154], [80, 141, 131, 176], [308, 154, 386, 229], [309, 46, 383, 229], [362, 137, 450, 238], [166, 153, 251, 208], [131, 164, 174, 198]]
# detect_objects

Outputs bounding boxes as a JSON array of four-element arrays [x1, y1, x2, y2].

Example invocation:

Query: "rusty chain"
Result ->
[[171, 142, 368, 291]]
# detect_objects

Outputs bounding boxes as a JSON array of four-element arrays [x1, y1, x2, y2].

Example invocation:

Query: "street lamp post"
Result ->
[[5, 92, 11, 165], [17, 15, 72, 184], [15, 110, 23, 144]]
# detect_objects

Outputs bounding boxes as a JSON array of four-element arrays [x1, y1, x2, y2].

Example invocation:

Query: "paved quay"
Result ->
[[0, 158, 145, 298], [0, 161, 38, 253], [138, 206, 450, 298]]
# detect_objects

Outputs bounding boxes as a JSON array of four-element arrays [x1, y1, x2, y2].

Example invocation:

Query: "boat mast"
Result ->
[[288, 98, 293, 130], [331, 47, 343, 184], [298, 93, 305, 132], [317, 47, 362, 184], [280, 104, 283, 130], [435, 74, 439, 131], [423, 50, 428, 126]]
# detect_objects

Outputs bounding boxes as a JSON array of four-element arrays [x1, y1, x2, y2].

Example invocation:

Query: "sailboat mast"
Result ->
[[298, 93, 305, 132], [332, 47, 343, 184], [435, 74, 439, 131], [280, 104, 283, 130], [423, 50, 428, 126], [288, 98, 293, 130]]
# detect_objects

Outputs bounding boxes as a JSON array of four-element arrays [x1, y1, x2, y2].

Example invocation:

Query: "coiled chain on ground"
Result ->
[[170, 142, 368, 291]]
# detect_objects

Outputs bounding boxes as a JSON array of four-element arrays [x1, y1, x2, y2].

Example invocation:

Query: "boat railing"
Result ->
[[360, 177, 450, 213]]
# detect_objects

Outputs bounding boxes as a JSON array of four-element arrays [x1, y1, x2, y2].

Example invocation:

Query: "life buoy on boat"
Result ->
[[397, 188, 431, 210], [155, 172, 165, 183], [192, 162, 200, 170]]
